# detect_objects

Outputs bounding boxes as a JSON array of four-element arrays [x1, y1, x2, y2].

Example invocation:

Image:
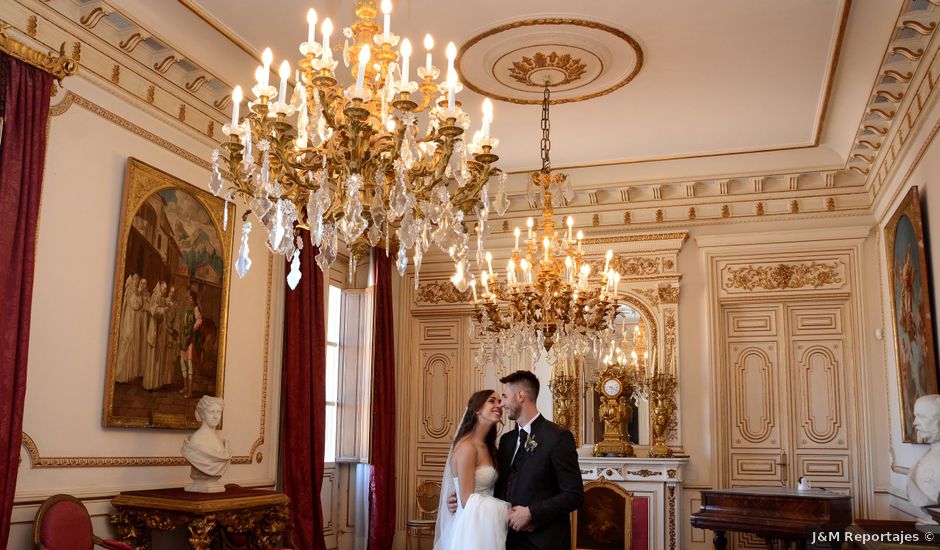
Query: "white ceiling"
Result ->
[[131, 0, 902, 183]]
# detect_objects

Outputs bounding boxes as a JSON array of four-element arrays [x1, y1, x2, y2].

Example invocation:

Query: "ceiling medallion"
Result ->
[[457, 18, 643, 105], [508, 51, 588, 87]]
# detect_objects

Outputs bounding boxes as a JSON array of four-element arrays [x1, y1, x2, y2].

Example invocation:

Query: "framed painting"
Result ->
[[885, 186, 939, 443], [103, 158, 234, 429]]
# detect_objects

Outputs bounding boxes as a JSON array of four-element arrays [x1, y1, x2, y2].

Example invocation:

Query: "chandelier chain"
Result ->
[[541, 84, 551, 173]]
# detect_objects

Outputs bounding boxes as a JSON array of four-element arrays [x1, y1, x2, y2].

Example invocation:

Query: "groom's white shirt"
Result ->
[[510, 412, 542, 463]]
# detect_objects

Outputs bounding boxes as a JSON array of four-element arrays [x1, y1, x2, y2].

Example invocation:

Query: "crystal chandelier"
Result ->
[[466, 84, 624, 366], [208, 0, 507, 288]]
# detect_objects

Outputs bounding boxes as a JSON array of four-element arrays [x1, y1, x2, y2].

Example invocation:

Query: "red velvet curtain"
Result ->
[[369, 248, 396, 549], [280, 239, 327, 550], [0, 55, 52, 545]]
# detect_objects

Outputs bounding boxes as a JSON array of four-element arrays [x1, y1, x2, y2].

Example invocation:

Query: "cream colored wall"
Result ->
[[874, 59, 940, 521], [6, 74, 283, 549]]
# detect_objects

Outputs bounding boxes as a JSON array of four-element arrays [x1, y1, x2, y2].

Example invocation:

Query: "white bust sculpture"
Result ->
[[181, 396, 232, 493], [908, 394, 940, 509]]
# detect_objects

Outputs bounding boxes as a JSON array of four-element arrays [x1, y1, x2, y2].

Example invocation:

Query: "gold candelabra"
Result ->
[[549, 372, 579, 446], [646, 371, 677, 458]]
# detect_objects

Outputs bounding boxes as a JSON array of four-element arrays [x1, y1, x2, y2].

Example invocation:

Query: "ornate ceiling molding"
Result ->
[[6, 0, 233, 142], [844, 2, 939, 187]]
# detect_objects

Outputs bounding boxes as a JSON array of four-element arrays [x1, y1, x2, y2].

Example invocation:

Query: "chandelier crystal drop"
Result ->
[[208, 0, 503, 289], [465, 84, 628, 366]]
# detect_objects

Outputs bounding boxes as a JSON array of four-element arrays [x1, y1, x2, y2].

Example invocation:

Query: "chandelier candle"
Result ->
[[446, 42, 457, 110], [260, 48, 272, 89], [210, 0, 502, 287], [230, 85, 242, 128], [321, 18, 333, 61], [278, 61, 290, 104], [381, 0, 391, 40], [400, 38, 411, 85], [423, 34, 433, 72], [355, 45, 369, 97], [306, 9, 317, 47], [482, 98, 493, 139]]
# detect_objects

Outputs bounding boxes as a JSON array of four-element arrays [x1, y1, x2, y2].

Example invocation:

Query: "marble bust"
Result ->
[[907, 394, 940, 509], [181, 396, 232, 493]]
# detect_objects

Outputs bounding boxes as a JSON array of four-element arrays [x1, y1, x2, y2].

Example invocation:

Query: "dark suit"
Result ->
[[495, 415, 583, 550]]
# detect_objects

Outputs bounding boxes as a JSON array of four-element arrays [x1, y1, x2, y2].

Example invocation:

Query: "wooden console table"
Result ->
[[110, 486, 291, 549], [690, 487, 852, 549]]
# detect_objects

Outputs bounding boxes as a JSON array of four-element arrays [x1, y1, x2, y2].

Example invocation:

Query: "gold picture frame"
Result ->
[[885, 186, 939, 443], [102, 158, 234, 429]]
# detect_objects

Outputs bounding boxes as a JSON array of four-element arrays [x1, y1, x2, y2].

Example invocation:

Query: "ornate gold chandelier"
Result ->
[[465, 85, 622, 365], [209, 0, 505, 288]]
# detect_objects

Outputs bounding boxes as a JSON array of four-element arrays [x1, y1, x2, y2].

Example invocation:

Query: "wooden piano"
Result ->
[[690, 487, 852, 549]]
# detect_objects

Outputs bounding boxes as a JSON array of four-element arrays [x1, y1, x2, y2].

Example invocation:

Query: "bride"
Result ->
[[434, 390, 509, 550]]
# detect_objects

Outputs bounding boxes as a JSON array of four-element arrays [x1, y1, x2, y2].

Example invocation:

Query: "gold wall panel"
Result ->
[[797, 455, 849, 483], [795, 342, 844, 447], [727, 310, 777, 337], [730, 344, 778, 446], [420, 320, 459, 345], [419, 350, 458, 442], [417, 446, 450, 470], [790, 307, 842, 335], [731, 454, 783, 482], [321, 464, 339, 548]]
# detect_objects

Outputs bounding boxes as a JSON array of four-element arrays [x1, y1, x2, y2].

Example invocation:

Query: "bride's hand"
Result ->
[[508, 506, 532, 531], [447, 492, 458, 514]]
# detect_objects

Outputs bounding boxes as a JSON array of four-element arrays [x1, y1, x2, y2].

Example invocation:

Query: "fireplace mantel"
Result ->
[[579, 456, 689, 550]]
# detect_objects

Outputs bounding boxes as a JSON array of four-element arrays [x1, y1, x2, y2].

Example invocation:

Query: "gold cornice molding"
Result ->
[[846, 2, 940, 182], [583, 232, 689, 246], [0, 24, 76, 81]]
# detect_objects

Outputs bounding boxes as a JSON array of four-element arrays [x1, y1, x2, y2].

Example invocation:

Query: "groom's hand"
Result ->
[[447, 492, 458, 514], [508, 506, 532, 531]]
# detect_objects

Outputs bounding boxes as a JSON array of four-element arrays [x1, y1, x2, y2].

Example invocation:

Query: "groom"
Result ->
[[497, 370, 584, 549]]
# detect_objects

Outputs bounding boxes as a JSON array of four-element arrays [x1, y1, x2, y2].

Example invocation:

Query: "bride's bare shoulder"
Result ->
[[452, 439, 476, 468]]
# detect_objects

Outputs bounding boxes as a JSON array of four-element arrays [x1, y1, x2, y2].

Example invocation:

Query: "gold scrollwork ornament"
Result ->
[[647, 372, 677, 458]]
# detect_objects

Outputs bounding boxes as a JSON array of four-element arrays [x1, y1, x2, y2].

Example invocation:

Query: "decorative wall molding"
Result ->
[[722, 261, 845, 292], [21, 253, 273, 468]]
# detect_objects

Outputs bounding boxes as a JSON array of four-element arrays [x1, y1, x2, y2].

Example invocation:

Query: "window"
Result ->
[[324, 284, 342, 463]]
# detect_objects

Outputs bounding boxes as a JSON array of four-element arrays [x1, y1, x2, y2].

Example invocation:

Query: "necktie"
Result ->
[[506, 429, 528, 501], [513, 429, 527, 465]]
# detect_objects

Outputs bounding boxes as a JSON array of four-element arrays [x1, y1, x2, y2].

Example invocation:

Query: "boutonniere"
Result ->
[[525, 433, 538, 453]]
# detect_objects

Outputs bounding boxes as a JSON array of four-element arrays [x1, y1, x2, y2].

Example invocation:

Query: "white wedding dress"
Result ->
[[435, 465, 509, 550]]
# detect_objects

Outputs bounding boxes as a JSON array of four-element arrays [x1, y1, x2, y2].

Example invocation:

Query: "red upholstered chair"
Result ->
[[33, 494, 132, 550]]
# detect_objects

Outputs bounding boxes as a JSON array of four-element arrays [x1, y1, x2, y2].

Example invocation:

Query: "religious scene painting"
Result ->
[[103, 159, 234, 429], [885, 186, 939, 443]]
